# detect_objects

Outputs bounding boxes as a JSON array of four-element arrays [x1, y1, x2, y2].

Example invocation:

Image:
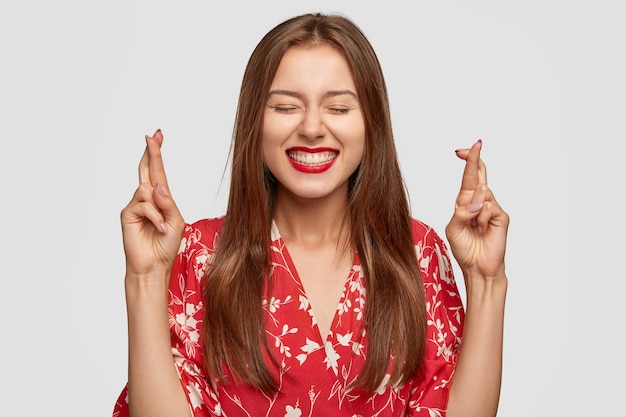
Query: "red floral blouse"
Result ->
[[113, 217, 464, 416]]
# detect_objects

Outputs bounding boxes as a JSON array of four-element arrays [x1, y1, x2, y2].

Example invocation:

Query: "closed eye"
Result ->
[[327, 103, 359, 115], [328, 107, 351, 114], [267, 103, 302, 113]]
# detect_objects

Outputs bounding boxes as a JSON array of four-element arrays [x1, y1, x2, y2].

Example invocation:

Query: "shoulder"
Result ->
[[178, 216, 225, 257], [170, 216, 225, 287], [410, 217, 454, 285], [410, 217, 445, 248], [184, 216, 225, 239]]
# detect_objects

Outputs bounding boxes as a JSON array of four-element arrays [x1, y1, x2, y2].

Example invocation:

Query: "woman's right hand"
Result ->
[[120, 129, 185, 283]]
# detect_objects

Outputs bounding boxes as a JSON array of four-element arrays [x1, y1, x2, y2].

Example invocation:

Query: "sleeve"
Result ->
[[407, 220, 465, 417], [112, 220, 223, 417]]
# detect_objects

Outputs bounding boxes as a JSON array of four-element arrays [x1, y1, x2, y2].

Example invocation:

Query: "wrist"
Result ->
[[461, 265, 507, 283], [462, 269, 508, 302], [125, 270, 171, 293]]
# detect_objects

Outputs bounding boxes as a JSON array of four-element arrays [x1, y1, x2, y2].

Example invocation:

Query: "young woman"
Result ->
[[114, 13, 509, 417]]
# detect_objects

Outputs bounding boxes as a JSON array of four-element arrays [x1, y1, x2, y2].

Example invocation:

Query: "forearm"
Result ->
[[447, 273, 507, 417], [125, 275, 190, 417]]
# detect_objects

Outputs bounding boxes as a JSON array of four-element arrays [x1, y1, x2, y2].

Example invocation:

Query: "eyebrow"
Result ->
[[267, 89, 358, 100]]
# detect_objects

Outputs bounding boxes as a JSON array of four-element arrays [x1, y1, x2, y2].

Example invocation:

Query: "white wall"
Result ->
[[1, 1, 623, 415]]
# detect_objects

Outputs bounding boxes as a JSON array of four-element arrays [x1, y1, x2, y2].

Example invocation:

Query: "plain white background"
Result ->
[[1, 0, 624, 415]]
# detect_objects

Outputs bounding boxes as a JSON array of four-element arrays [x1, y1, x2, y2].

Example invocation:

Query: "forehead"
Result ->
[[270, 43, 356, 94]]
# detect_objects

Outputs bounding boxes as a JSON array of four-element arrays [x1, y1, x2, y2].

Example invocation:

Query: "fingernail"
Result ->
[[156, 183, 166, 197], [156, 128, 161, 134], [160, 223, 168, 234], [477, 226, 484, 234], [468, 202, 483, 213]]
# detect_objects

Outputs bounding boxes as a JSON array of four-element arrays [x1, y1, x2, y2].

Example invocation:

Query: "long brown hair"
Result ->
[[202, 12, 426, 393]]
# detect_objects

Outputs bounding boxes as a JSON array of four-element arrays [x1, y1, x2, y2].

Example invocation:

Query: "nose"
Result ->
[[298, 107, 327, 141]]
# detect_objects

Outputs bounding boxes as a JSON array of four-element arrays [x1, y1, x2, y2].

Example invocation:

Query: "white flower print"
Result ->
[[351, 341, 365, 356], [298, 294, 310, 311], [168, 273, 203, 359], [337, 297, 352, 316], [178, 235, 187, 255], [284, 404, 302, 417], [113, 218, 466, 417], [267, 324, 299, 357], [185, 380, 205, 411], [434, 242, 453, 285], [296, 338, 322, 365], [297, 294, 317, 327], [336, 332, 353, 347], [323, 340, 340, 375], [264, 295, 294, 327]]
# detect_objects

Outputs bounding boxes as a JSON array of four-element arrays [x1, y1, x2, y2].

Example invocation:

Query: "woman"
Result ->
[[114, 12, 508, 417]]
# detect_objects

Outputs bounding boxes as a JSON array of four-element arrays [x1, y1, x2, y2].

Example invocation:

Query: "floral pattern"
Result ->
[[113, 217, 464, 416]]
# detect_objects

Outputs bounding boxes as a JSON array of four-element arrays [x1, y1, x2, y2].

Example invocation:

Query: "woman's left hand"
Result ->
[[445, 139, 509, 279]]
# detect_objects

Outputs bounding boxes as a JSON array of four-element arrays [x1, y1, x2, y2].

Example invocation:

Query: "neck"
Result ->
[[273, 186, 351, 249]]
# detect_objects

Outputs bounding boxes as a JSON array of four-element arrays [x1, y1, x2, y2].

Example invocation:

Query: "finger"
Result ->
[[130, 182, 156, 204], [121, 184, 167, 233], [455, 146, 487, 186], [478, 157, 487, 187], [448, 182, 490, 233], [457, 139, 482, 192], [476, 199, 509, 235], [152, 182, 184, 231], [123, 200, 168, 234], [469, 184, 492, 233], [138, 145, 149, 185], [146, 129, 171, 193], [138, 129, 163, 185], [446, 202, 478, 241]]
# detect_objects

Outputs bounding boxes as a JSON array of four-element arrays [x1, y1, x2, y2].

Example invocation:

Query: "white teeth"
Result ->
[[288, 151, 337, 166]]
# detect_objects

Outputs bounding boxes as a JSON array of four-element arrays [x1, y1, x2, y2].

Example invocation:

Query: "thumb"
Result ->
[[446, 202, 482, 237]]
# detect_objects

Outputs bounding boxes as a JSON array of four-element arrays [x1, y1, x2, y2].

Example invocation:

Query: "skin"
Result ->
[[262, 44, 365, 202], [262, 44, 366, 340], [445, 139, 509, 417], [121, 130, 188, 417], [120, 48, 508, 417]]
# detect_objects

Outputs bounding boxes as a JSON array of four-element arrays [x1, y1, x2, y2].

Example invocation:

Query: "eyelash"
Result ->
[[268, 105, 354, 114], [271, 105, 298, 113]]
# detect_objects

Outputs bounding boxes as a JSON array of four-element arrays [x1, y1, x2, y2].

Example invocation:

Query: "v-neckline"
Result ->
[[271, 221, 358, 343]]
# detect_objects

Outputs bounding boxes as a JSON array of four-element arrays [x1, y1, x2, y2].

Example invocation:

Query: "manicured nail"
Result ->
[[468, 202, 483, 213], [156, 183, 166, 197], [160, 223, 168, 234]]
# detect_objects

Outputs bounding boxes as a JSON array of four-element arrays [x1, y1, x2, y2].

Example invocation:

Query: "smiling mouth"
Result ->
[[287, 150, 338, 166]]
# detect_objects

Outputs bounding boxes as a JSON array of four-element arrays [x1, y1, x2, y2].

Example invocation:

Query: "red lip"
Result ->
[[287, 147, 337, 153], [288, 158, 336, 173], [286, 147, 338, 174]]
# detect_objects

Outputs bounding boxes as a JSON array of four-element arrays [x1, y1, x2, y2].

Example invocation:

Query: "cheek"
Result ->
[[262, 116, 299, 149], [261, 119, 289, 166], [329, 118, 366, 149], [261, 118, 279, 157]]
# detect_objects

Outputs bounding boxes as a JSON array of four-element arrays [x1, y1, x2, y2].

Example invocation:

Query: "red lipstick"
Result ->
[[287, 147, 338, 174]]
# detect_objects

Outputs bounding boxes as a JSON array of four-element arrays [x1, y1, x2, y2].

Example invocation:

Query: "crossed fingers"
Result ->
[[138, 129, 170, 195], [455, 139, 490, 209]]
